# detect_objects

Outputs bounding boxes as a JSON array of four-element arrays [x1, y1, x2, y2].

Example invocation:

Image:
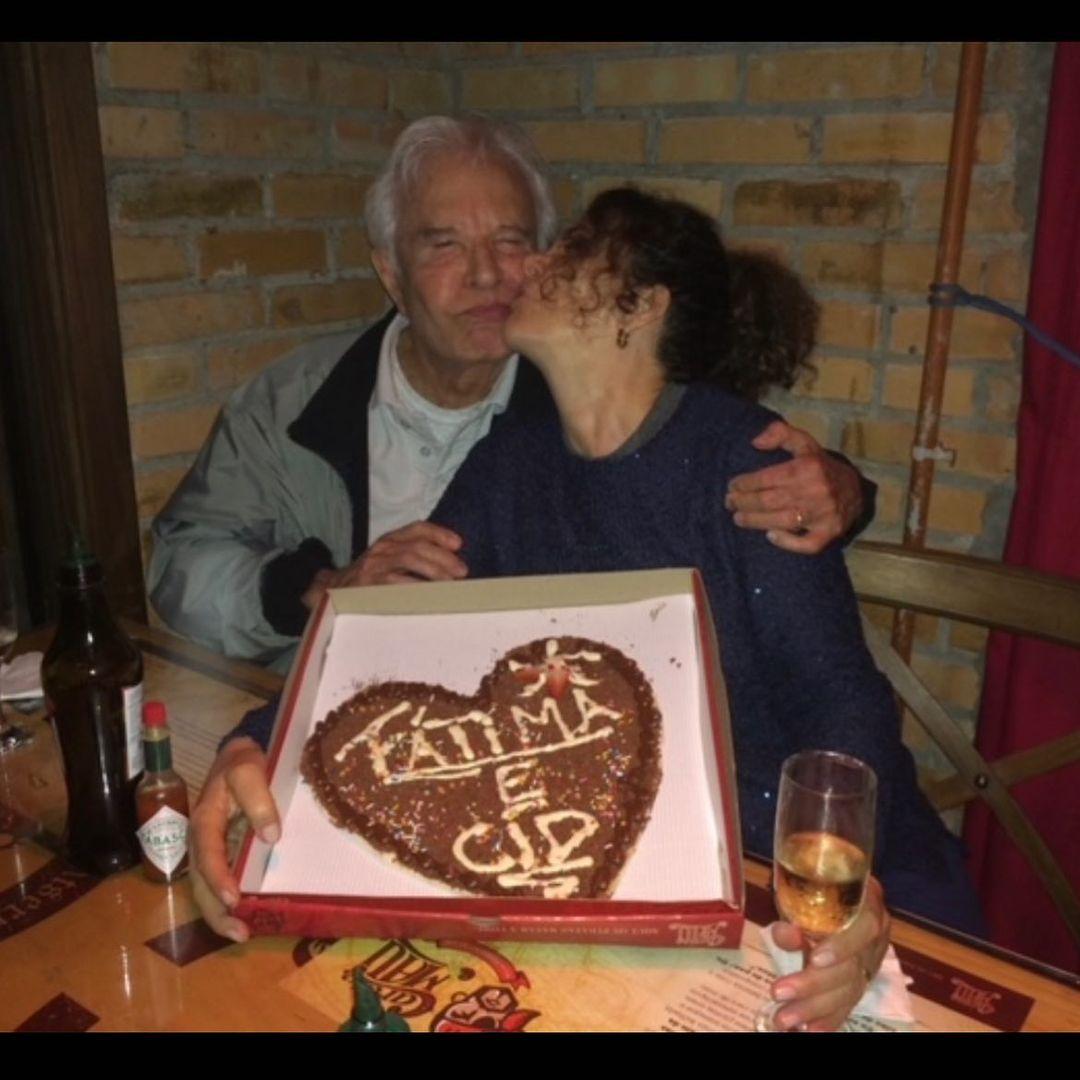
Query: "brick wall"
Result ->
[[446, 43, 1054, 776], [94, 42, 1055, 777], [92, 42, 452, 570]]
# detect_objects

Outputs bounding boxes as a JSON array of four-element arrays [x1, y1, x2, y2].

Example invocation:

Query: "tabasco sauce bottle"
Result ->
[[135, 701, 190, 883], [41, 534, 144, 876]]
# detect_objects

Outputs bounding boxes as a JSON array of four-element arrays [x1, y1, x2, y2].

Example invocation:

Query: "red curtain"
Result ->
[[964, 43, 1080, 973]]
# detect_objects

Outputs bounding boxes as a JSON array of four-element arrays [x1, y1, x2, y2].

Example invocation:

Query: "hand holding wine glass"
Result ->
[[755, 750, 878, 1032], [768, 877, 891, 1032]]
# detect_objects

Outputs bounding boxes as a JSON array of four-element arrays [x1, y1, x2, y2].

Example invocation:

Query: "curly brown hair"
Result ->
[[725, 248, 819, 401], [540, 187, 818, 401]]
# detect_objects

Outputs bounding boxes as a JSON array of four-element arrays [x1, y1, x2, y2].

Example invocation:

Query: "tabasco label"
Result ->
[[137, 805, 188, 875]]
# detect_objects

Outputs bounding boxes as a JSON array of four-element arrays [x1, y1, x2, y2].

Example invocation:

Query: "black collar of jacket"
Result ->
[[287, 309, 553, 558]]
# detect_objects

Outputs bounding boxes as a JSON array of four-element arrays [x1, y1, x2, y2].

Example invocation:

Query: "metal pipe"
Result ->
[[892, 42, 988, 663]]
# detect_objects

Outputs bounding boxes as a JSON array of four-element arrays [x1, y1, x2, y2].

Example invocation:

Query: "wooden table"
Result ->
[[1, 624, 1078, 1032]]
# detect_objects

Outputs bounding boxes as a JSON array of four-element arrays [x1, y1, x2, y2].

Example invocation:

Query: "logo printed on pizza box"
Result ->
[[670, 921, 731, 947]]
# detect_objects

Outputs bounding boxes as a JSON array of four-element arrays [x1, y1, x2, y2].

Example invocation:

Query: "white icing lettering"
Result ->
[[386, 765, 483, 786], [507, 661, 546, 698], [508, 641, 605, 699], [505, 821, 535, 871], [539, 876, 580, 899], [397, 727, 612, 783], [510, 697, 567, 743], [343, 679, 620, 788], [534, 810, 600, 869], [495, 760, 549, 821], [334, 701, 412, 778], [480, 719, 507, 757], [569, 688, 622, 737], [452, 823, 517, 875], [546, 639, 603, 666], [405, 728, 451, 773], [496, 871, 581, 899], [413, 710, 508, 758], [452, 805, 601, 897], [445, 723, 476, 761]]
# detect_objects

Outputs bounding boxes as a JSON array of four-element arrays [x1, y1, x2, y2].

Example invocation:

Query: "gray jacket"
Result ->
[[148, 314, 553, 671]]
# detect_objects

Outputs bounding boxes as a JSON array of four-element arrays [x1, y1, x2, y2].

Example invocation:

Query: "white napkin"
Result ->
[[0, 651, 44, 701], [762, 922, 915, 1024]]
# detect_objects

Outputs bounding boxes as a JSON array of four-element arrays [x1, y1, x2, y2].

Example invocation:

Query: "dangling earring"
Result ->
[[616, 327, 630, 349]]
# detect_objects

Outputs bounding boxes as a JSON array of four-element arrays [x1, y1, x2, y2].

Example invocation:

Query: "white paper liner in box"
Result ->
[[250, 592, 733, 904]]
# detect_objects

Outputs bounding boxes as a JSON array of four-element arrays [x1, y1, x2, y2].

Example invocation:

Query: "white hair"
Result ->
[[364, 115, 558, 267]]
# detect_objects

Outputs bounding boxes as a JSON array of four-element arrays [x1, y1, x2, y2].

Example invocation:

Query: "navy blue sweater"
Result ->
[[427, 384, 953, 888]]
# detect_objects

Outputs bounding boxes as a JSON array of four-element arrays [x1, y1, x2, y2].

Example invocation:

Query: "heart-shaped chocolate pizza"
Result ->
[[301, 637, 662, 899]]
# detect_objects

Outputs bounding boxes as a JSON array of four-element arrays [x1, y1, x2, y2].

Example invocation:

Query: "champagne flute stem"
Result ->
[[800, 932, 825, 968]]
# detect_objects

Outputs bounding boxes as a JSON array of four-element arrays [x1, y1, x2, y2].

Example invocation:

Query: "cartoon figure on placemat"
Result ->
[[332, 938, 541, 1032], [430, 986, 539, 1033]]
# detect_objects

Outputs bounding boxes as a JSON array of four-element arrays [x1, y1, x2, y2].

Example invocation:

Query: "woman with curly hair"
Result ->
[[430, 187, 984, 1031]]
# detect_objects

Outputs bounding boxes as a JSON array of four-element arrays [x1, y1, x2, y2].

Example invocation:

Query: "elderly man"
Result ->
[[155, 115, 884, 1031]]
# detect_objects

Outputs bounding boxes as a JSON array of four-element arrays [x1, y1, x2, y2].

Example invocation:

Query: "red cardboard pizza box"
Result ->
[[234, 569, 744, 948]]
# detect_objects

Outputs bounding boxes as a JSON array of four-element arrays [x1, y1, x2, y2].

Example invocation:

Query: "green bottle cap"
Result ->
[[60, 525, 100, 572], [339, 970, 410, 1033]]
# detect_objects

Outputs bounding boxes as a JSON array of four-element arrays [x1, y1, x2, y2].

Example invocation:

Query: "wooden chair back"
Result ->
[[846, 540, 1080, 946]]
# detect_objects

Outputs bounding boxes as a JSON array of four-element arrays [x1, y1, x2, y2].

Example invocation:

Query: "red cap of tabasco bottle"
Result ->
[[143, 701, 168, 728]]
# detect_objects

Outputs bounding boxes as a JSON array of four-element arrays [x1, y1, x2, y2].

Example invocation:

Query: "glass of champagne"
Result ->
[[754, 749, 877, 1032], [0, 548, 33, 753]]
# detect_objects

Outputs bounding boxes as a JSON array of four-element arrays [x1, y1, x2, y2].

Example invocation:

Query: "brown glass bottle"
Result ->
[[135, 701, 190, 883], [41, 537, 144, 876]]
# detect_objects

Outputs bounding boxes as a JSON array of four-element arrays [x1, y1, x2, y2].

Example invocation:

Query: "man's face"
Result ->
[[373, 152, 537, 370]]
